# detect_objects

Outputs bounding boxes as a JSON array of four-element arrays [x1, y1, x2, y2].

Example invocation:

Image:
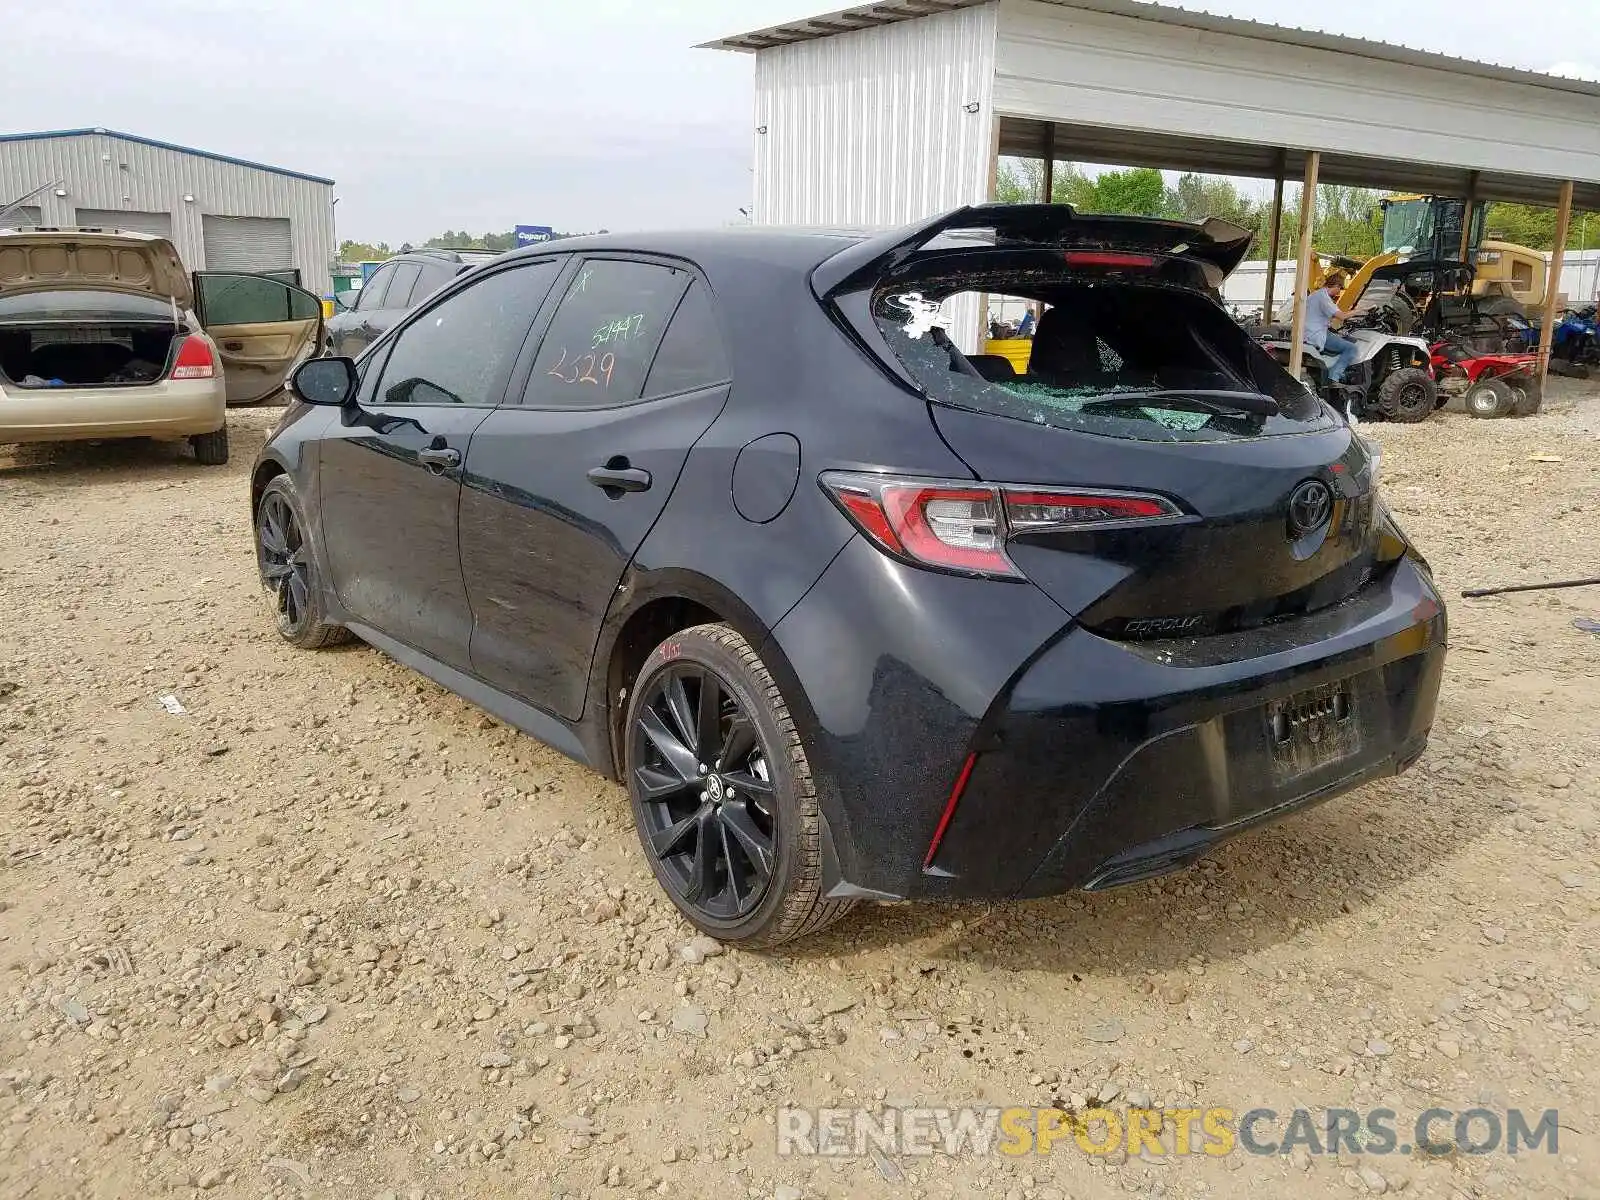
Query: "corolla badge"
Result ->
[[1287, 480, 1334, 538]]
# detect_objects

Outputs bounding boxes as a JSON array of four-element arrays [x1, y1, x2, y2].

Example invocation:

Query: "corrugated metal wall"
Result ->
[[993, 0, 1600, 191], [0, 132, 334, 294], [752, 4, 998, 227], [751, 4, 999, 348]]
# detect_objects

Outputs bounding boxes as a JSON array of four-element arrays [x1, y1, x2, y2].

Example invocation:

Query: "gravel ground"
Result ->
[[2, 382, 1598, 1200]]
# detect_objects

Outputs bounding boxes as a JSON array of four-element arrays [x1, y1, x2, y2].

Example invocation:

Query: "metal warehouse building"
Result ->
[[0, 128, 335, 295], [705, 0, 1600, 372]]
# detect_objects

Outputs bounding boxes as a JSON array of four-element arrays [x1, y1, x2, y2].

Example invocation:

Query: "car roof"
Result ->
[[498, 226, 871, 275]]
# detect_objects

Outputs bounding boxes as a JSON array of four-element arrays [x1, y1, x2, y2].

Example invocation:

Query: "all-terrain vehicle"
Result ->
[[1255, 280, 1438, 422], [1430, 338, 1541, 418]]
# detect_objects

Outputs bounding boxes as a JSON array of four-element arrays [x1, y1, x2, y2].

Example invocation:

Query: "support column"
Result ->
[[1262, 152, 1286, 321], [1041, 124, 1055, 204], [1538, 180, 1575, 388], [1459, 171, 1480, 261], [1287, 151, 1321, 381], [978, 114, 1003, 351]]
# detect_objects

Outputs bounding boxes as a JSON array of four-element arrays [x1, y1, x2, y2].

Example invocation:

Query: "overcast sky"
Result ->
[[8, 0, 1599, 244]]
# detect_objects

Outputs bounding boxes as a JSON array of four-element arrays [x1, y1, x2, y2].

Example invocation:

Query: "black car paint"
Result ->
[[255, 216, 1446, 906]]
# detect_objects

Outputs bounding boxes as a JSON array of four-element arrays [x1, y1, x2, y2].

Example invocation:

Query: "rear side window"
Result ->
[[384, 262, 423, 309], [373, 260, 560, 406], [196, 274, 320, 325], [413, 263, 456, 303], [644, 281, 730, 398], [870, 255, 1335, 442], [524, 259, 690, 407]]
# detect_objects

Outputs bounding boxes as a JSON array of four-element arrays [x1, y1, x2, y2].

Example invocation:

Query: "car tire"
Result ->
[[254, 475, 351, 650], [1464, 377, 1515, 419], [623, 622, 855, 948], [1378, 367, 1436, 423], [1510, 378, 1543, 417], [190, 426, 230, 465]]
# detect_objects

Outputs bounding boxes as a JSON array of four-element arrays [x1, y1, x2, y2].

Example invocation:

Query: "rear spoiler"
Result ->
[[811, 203, 1253, 297]]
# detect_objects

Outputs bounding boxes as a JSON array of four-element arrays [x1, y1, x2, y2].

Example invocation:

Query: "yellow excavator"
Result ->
[[1304, 193, 1549, 312]]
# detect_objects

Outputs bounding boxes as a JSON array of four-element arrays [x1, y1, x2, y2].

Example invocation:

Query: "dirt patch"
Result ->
[[2, 389, 1598, 1199]]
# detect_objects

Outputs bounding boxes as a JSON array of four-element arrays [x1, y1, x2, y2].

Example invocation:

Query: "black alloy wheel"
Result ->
[[631, 663, 778, 921], [257, 490, 312, 637], [254, 477, 349, 650]]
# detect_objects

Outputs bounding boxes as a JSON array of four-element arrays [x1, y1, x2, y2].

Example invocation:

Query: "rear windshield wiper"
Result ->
[[1079, 390, 1281, 417]]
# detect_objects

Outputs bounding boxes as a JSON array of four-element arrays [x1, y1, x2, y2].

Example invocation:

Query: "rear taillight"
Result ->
[[820, 472, 1181, 579], [170, 335, 216, 380]]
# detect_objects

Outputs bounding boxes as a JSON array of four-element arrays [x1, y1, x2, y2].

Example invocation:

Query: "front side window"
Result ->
[[356, 265, 394, 311], [524, 259, 691, 407], [870, 254, 1335, 443], [372, 260, 560, 406]]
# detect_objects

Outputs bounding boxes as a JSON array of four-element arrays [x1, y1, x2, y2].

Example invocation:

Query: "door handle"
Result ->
[[417, 446, 461, 473], [587, 462, 652, 494]]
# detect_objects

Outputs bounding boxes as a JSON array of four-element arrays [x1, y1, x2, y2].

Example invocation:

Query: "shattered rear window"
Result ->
[[871, 260, 1336, 443]]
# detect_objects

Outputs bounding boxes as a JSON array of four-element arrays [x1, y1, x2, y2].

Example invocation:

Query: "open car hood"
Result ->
[[0, 229, 192, 308], [813, 203, 1254, 297]]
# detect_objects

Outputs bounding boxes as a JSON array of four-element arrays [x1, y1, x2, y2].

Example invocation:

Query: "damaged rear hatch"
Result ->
[[818, 203, 1396, 640]]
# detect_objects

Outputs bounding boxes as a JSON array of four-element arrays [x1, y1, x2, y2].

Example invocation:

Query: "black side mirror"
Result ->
[[292, 356, 358, 406]]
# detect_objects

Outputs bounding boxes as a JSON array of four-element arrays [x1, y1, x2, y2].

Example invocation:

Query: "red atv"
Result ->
[[1430, 338, 1541, 419]]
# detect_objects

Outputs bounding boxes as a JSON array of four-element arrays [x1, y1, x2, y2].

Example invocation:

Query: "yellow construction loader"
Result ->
[[1301, 194, 1549, 313]]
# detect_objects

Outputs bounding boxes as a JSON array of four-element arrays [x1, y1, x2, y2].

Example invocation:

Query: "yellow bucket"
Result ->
[[984, 337, 1032, 375]]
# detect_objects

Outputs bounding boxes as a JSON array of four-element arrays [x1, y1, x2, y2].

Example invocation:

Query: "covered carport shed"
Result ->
[[705, 0, 1600, 379]]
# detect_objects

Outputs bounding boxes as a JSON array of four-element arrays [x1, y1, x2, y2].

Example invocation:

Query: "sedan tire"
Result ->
[[255, 475, 351, 650], [190, 426, 230, 465], [624, 623, 854, 947]]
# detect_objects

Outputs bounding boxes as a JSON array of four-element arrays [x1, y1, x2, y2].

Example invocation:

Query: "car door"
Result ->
[[330, 262, 402, 357], [460, 257, 733, 720], [316, 257, 564, 669], [192, 272, 325, 405]]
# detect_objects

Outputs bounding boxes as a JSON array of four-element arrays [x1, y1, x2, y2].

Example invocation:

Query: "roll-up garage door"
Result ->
[[201, 215, 294, 273], [75, 209, 173, 238]]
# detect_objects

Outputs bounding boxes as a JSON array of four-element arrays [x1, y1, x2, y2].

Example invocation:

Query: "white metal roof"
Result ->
[[702, 0, 1600, 99]]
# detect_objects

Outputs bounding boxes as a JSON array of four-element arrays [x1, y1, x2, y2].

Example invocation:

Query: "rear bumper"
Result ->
[[0, 379, 224, 442], [774, 538, 1445, 902], [928, 557, 1445, 899]]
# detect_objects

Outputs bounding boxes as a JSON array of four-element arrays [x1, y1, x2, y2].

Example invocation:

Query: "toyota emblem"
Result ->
[[1287, 480, 1334, 538]]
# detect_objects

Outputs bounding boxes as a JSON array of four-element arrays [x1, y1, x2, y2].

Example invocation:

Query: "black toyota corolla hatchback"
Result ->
[[252, 204, 1446, 946]]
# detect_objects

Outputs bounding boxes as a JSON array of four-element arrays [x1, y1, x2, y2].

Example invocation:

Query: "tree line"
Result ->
[[335, 175, 1598, 265], [995, 160, 1600, 258], [337, 227, 605, 264]]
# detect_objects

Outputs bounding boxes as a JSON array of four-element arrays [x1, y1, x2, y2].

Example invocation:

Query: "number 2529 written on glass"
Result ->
[[545, 347, 616, 388]]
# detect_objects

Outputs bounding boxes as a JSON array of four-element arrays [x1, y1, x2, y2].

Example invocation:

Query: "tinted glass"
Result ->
[[524, 259, 689, 407], [384, 263, 423, 309], [642, 281, 730, 398], [413, 263, 456, 303], [197, 274, 320, 325], [356, 266, 394, 311], [373, 261, 559, 406]]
